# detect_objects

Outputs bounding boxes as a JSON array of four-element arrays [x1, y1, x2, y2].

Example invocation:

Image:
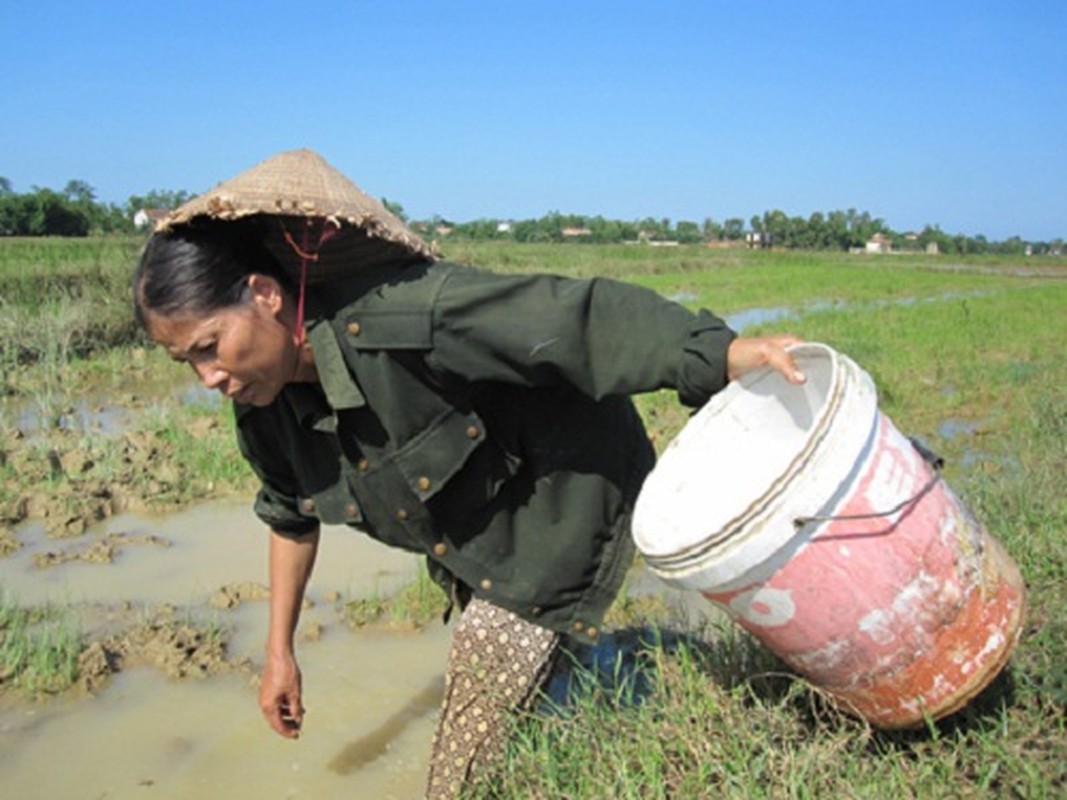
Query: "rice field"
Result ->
[[1, 237, 1064, 798]]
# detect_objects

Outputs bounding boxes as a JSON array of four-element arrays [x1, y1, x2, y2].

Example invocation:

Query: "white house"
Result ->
[[866, 233, 892, 253], [133, 208, 171, 230]]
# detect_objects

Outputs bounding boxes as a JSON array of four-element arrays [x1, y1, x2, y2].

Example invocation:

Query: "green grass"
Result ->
[[0, 592, 84, 696], [0, 235, 145, 383], [342, 566, 449, 631]]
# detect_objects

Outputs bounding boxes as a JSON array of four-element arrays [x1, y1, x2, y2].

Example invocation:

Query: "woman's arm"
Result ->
[[427, 267, 803, 407], [259, 526, 320, 739]]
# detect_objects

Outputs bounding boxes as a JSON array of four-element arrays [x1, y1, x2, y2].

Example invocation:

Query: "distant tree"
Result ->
[[21, 189, 91, 236], [63, 179, 96, 204], [806, 212, 828, 248], [0, 176, 12, 196], [825, 210, 850, 250], [381, 198, 407, 222], [723, 218, 746, 241], [125, 189, 192, 215], [917, 225, 952, 254], [702, 217, 723, 241], [675, 220, 703, 244], [761, 210, 789, 246]]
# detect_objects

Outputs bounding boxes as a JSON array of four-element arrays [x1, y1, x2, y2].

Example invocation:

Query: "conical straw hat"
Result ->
[[157, 149, 435, 280]]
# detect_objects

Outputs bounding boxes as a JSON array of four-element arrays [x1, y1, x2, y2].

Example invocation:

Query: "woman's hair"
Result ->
[[133, 219, 294, 329]]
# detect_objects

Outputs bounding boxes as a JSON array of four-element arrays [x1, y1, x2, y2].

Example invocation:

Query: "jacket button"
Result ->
[[396, 509, 409, 522], [433, 542, 447, 557], [572, 620, 585, 633], [465, 424, 480, 439], [530, 606, 542, 617], [346, 321, 362, 335], [480, 578, 493, 591], [586, 626, 599, 639], [357, 458, 370, 472], [345, 503, 359, 519], [417, 476, 431, 492], [300, 498, 315, 513]]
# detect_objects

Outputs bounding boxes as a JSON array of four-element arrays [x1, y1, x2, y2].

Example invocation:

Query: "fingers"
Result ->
[[263, 693, 304, 739], [727, 334, 807, 384], [768, 340, 807, 385]]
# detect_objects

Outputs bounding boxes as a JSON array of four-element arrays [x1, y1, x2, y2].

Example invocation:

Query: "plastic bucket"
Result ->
[[632, 343, 1026, 728]]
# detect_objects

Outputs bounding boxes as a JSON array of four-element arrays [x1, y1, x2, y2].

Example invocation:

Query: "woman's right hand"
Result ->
[[726, 334, 807, 384], [260, 649, 305, 738]]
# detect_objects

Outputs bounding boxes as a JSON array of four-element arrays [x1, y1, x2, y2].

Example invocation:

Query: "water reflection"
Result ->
[[938, 418, 978, 440], [329, 677, 443, 774], [3, 396, 132, 435], [718, 290, 992, 334], [2, 379, 221, 436]]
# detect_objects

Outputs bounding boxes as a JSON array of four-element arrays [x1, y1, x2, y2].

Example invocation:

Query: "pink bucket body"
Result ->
[[702, 412, 1025, 727], [633, 343, 1026, 729]]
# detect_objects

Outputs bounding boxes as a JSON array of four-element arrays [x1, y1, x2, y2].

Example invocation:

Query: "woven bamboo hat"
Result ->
[[157, 148, 435, 281]]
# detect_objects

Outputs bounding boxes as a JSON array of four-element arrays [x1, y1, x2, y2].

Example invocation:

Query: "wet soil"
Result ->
[[0, 499, 452, 797], [1, 414, 228, 545]]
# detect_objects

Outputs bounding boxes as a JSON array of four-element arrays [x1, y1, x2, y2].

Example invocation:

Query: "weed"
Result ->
[[342, 566, 448, 631], [0, 591, 83, 696]]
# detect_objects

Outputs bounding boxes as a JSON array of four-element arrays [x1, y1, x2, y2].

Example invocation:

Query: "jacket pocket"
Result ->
[[391, 406, 521, 505]]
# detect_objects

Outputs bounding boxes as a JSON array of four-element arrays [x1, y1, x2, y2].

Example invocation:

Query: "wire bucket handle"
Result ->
[[793, 436, 944, 531]]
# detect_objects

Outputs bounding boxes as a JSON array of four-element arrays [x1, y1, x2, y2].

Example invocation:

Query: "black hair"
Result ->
[[132, 219, 294, 330]]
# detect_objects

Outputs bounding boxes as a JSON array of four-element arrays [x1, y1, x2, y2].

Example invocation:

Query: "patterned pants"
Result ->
[[425, 598, 560, 799]]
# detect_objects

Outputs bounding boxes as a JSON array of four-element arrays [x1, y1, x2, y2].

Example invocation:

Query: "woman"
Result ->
[[133, 157, 804, 799]]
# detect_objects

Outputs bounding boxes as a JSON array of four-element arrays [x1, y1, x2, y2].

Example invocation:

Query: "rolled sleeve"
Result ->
[[251, 484, 319, 537]]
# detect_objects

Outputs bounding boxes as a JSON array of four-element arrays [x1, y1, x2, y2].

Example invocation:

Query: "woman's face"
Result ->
[[145, 275, 303, 407]]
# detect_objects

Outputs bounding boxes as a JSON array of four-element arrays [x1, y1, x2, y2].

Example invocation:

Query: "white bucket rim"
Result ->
[[638, 342, 844, 567]]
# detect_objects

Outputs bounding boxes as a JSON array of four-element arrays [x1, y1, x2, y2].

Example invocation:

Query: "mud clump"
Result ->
[[99, 610, 249, 683], [209, 581, 272, 610], [76, 640, 117, 693], [34, 532, 172, 568], [0, 525, 19, 557], [114, 620, 230, 679], [1, 418, 242, 555]]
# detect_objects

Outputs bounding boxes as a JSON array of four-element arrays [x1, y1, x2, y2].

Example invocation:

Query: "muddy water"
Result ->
[[0, 500, 453, 798], [3, 499, 421, 610]]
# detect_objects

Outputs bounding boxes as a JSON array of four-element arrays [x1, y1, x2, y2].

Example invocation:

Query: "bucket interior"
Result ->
[[634, 344, 838, 558]]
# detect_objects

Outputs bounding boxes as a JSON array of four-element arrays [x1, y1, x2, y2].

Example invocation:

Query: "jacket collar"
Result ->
[[304, 316, 366, 412]]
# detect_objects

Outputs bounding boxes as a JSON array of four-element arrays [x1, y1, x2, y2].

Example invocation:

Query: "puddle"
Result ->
[[179, 382, 223, 409], [24, 398, 133, 435], [0, 629, 450, 799], [1, 375, 222, 437], [0, 492, 724, 798], [938, 418, 978, 441], [0, 499, 451, 797], [720, 290, 994, 334], [726, 305, 799, 331], [3, 498, 421, 610]]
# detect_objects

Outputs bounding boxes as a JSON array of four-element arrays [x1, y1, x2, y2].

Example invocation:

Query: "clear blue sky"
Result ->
[[3, 0, 1064, 241]]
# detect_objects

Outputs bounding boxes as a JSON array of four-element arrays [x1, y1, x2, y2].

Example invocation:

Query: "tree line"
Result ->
[[0, 178, 190, 236], [3, 178, 1061, 257], [415, 208, 1061, 256]]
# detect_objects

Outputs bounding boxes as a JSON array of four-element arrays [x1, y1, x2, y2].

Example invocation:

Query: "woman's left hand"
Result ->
[[727, 334, 807, 384]]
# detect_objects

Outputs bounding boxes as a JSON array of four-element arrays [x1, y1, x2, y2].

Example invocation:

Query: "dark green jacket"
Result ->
[[235, 260, 736, 642]]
